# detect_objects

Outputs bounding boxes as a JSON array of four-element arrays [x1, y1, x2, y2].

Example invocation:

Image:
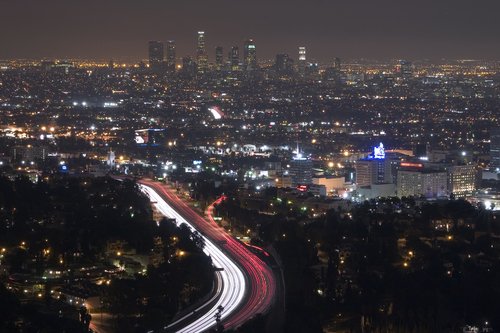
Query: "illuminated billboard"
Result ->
[[373, 142, 385, 159], [135, 129, 166, 147]]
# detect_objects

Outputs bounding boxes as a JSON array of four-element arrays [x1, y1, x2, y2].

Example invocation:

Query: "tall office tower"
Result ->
[[275, 53, 293, 75], [196, 31, 208, 74], [165, 40, 176, 72], [298, 46, 306, 77], [333, 57, 341, 70], [323, 57, 341, 83], [356, 159, 392, 186], [290, 148, 313, 186], [148, 41, 164, 72], [355, 143, 392, 186], [447, 165, 477, 198], [414, 143, 430, 159], [397, 59, 413, 79], [490, 128, 500, 169], [181, 56, 197, 79], [243, 39, 257, 71], [230, 46, 240, 71], [215, 46, 224, 70]]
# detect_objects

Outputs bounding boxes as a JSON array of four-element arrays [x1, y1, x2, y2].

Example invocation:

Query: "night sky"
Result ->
[[1, 0, 499, 61]]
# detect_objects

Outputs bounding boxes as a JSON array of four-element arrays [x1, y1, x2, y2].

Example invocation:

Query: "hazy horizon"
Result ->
[[1, 0, 499, 61]]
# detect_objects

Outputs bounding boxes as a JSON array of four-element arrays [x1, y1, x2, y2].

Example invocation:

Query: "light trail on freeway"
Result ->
[[139, 180, 276, 332], [140, 183, 245, 333]]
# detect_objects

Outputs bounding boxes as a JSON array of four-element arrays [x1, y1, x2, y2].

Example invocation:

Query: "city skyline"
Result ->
[[1, 0, 499, 61], [1, 2, 500, 333]]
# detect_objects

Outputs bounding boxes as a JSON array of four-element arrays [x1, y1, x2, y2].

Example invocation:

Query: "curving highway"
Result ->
[[139, 180, 276, 332]]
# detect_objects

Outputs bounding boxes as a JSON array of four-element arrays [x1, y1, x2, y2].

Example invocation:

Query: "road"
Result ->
[[139, 180, 276, 332]]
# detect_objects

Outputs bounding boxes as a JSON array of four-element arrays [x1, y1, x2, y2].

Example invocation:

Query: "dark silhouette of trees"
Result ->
[[217, 189, 500, 332]]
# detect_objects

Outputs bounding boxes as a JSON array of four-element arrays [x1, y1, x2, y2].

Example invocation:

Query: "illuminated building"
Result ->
[[165, 40, 176, 72], [215, 46, 224, 70], [298, 46, 306, 77], [306, 62, 319, 79], [107, 150, 116, 168], [447, 165, 476, 198], [289, 148, 313, 186], [12, 145, 48, 162], [275, 176, 293, 188], [354, 161, 372, 187], [312, 176, 345, 195], [355, 143, 392, 186], [230, 46, 240, 71], [397, 168, 447, 198], [356, 160, 392, 186], [397, 59, 413, 79], [196, 31, 208, 74], [358, 183, 396, 199], [148, 41, 164, 72], [490, 127, 500, 169], [243, 39, 257, 71]]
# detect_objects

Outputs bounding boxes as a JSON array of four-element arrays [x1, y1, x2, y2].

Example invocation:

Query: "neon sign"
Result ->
[[373, 142, 385, 159], [400, 162, 423, 168]]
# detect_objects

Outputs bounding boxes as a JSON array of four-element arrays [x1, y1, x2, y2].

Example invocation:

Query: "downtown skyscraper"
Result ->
[[215, 46, 224, 71], [243, 39, 257, 72], [166, 40, 176, 72], [196, 31, 208, 74], [148, 41, 164, 72], [230, 46, 239, 71], [298, 46, 306, 77], [491, 128, 500, 169]]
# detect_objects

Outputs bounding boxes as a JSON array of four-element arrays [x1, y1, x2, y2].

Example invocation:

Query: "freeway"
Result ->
[[139, 180, 276, 332]]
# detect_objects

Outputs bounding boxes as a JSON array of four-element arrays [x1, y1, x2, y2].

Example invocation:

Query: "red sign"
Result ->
[[297, 185, 308, 192], [400, 162, 423, 168]]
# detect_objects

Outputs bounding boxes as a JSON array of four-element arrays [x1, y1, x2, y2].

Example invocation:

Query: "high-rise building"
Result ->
[[289, 149, 313, 186], [306, 62, 319, 79], [397, 60, 413, 79], [298, 46, 306, 77], [334, 57, 341, 70], [243, 39, 257, 71], [355, 143, 392, 186], [414, 143, 430, 159], [447, 165, 476, 198], [181, 56, 197, 79], [323, 58, 341, 83], [148, 41, 164, 72], [275, 53, 293, 75], [355, 161, 372, 187], [490, 128, 500, 169], [165, 40, 176, 72], [230, 46, 240, 71], [356, 159, 392, 187], [215, 46, 224, 71], [196, 31, 208, 74]]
